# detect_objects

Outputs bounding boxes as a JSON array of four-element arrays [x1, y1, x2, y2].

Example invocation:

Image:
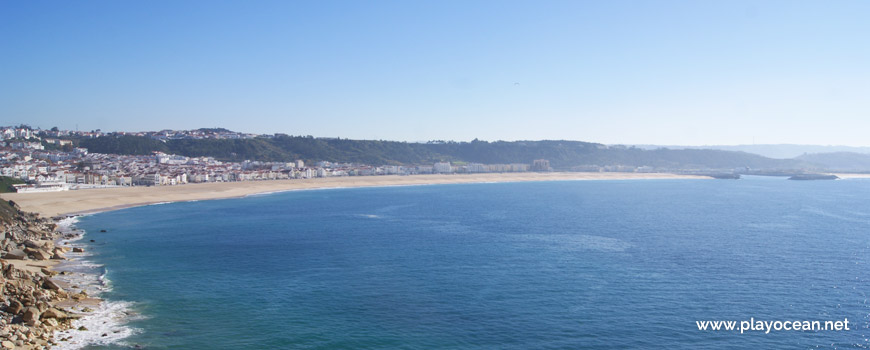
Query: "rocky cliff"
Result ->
[[0, 200, 81, 349]]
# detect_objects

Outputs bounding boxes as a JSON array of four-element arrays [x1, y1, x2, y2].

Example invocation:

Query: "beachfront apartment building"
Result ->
[[532, 159, 551, 172], [434, 162, 452, 173], [466, 163, 487, 173]]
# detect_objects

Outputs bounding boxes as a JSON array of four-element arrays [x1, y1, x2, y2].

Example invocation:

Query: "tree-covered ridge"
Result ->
[[77, 134, 805, 170], [795, 152, 870, 172], [79, 135, 169, 155], [0, 176, 25, 193]]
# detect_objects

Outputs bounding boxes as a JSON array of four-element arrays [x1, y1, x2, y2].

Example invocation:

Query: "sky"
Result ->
[[1, 0, 869, 146]]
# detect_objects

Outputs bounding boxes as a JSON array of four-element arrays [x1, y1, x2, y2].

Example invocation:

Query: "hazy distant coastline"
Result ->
[[631, 144, 870, 159]]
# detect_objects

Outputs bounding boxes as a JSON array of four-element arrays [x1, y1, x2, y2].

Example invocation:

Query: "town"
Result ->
[[0, 125, 552, 193]]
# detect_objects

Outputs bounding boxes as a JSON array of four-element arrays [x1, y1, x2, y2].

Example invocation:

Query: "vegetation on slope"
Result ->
[[0, 200, 17, 224], [79, 135, 169, 155], [0, 176, 24, 193], [76, 134, 807, 170], [796, 152, 870, 172]]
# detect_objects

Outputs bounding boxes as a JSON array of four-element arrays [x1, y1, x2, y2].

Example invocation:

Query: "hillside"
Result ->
[[634, 144, 870, 159], [76, 134, 807, 171], [796, 152, 870, 172], [0, 176, 24, 193]]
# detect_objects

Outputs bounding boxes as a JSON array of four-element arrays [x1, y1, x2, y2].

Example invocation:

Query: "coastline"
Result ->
[[50, 217, 135, 350], [831, 173, 870, 179], [0, 172, 707, 349], [0, 202, 83, 349], [1, 172, 709, 218]]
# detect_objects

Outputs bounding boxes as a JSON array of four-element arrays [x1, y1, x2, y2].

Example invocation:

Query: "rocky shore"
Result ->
[[0, 200, 90, 349]]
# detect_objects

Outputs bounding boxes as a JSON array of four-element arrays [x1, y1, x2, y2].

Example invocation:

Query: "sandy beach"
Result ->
[[1, 172, 708, 217], [832, 173, 870, 179]]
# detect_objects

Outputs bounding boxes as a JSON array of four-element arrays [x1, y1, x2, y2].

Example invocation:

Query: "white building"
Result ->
[[434, 162, 453, 174]]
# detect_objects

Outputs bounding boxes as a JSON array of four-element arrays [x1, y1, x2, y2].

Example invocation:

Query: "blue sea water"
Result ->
[[67, 177, 869, 349]]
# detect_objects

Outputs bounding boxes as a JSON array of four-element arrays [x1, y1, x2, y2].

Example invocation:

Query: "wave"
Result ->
[[56, 216, 80, 232], [517, 233, 633, 252], [52, 300, 140, 350], [355, 214, 382, 219], [801, 206, 868, 224], [51, 218, 138, 349]]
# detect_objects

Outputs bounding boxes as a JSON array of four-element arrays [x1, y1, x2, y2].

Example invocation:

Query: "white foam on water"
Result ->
[[519, 233, 633, 252], [51, 217, 139, 349], [52, 300, 141, 350], [802, 206, 867, 223], [244, 190, 286, 197], [54, 263, 107, 297], [56, 216, 80, 232]]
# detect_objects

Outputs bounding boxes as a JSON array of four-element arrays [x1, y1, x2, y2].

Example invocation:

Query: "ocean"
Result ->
[[57, 177, 869, 349]]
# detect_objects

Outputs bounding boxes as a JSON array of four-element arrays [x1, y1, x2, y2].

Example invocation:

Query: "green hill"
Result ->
[[77, 134, 806, 171], [795, 152, 870, 172], [0, 176, 24, 193]]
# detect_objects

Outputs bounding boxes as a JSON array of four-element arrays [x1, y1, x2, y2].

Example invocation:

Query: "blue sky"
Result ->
[[2, 0, 868, 145]]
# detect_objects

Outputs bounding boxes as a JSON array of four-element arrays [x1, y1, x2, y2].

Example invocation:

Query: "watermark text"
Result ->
[[696, 318, 850, 334]]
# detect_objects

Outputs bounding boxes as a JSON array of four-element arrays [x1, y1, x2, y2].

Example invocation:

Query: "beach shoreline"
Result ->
[[1, 172, 710, 218], [0, 173, 709, 347], [831, 173, 870, 179], [48, 217, 135, 350]]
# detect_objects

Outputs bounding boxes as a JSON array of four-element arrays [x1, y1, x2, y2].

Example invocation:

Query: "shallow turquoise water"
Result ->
[[74, 177, 869, 349]]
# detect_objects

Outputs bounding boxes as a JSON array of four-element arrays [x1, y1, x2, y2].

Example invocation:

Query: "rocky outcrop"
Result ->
[[0, 200, 77, 349], [21, 307, 40, 326], [788, 173, 839, 180], [41, 308, 66, 320], [24, 248, 52, 261], [1, 250, 24, 260], [42, 279, 62, 292]]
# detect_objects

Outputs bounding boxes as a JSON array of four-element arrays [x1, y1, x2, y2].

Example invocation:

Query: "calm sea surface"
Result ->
[[73, 177, 869, 349]]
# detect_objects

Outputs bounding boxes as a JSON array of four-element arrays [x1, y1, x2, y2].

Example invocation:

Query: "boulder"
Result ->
[[32, 249, 53, 260], [22, 240, 39, 249], [21, 307, 39, 325], [1, 340, 13, 349], [2, 249, 26, 260], [51, 251, 66, 260], [7, 299, 23, 314], [72, 247, 85, 253], [41, 308, 66, 319], [43, 278, 62, 291], [43, 318, 58, 327]]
